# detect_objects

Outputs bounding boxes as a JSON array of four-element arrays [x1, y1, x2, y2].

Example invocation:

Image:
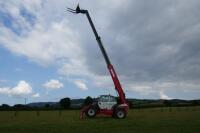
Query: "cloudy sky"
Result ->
[[0, 0, 200, 105]]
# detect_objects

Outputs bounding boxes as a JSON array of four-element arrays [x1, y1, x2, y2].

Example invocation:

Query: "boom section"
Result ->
[[68, 6, 126, 104], [85, 11, 126, 104]]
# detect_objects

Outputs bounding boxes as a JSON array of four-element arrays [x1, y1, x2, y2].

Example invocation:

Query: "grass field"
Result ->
[[0, 107, 200, 133]]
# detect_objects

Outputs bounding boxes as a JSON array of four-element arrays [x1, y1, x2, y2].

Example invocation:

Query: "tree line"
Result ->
[[0, 96, 94, 111], [0, 97, 200, 111]]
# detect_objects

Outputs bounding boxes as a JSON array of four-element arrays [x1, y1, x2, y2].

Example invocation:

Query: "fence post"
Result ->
[[14, 111, 18, 117], [59, 110, 62, 116], [169, 107, 172, 112], [36, 110, 40, 116]]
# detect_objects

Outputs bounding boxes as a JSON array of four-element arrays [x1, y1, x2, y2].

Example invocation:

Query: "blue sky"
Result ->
[[0, 45, 109, 105], [0, 0, 200, 105]]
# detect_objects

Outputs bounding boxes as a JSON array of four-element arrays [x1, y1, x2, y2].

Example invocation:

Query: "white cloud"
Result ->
[[159, 91, 172, 100], [43, 79, 63, 89], [0, 80, 32, 97], [0, 80, 8, 83], [92, 75, 113, 89], [32, 93, 40, 98], [128, 84, 154, 95], [0, 21, 81, 66], [0, 87, 11, 95], [0, 0, 83, 67], [125, 81, 200, 99], [58, 59, 90, 77], [74, 80, 88, 91]]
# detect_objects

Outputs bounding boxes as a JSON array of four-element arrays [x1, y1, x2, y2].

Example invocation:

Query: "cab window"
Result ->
[[109, 96, 116, 102], [99, 96, 109, 102]]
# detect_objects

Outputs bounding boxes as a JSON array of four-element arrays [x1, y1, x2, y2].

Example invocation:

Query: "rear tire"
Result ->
[[86, 106, 97, 118], [115, 109, 126, 119]]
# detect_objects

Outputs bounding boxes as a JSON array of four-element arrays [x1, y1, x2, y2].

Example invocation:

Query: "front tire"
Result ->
[[115, 109, 126, 119], [86, 106, 97, 118]]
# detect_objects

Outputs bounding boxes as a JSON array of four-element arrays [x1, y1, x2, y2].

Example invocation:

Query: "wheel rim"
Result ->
[[117, 111, 124, 118], [88, 109, 95, 116]]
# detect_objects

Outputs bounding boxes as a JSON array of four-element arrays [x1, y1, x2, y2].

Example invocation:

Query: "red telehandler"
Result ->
[[67, 5, 129, 119]]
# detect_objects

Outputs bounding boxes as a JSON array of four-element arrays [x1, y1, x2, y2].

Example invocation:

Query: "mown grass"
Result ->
[[0, 106, 200, 133]]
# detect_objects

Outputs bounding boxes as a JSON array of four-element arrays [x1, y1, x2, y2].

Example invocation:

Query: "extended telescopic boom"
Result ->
[[67, 5, 126, 104]]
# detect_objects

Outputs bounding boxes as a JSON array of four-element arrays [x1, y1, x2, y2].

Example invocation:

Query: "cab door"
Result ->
[[107, 96, 117, 109], [98, 95, 110, 109]]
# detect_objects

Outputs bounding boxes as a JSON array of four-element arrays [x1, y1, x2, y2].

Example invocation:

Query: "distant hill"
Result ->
[[27, 99, 85, 108], [27, 102, 59, 108], [127, 98, 200, 108]]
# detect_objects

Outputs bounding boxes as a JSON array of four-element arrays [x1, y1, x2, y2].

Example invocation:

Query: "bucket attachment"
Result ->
[[67, 4, 87, 14]]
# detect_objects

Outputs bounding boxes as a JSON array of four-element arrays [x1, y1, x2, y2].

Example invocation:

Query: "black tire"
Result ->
[[114, 108, 126, 119], [85, 106, 97, 118], [112, 104, 118, 118]]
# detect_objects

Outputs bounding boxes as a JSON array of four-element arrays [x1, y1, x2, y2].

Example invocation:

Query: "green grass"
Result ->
[[0, 107, 200, 133]]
